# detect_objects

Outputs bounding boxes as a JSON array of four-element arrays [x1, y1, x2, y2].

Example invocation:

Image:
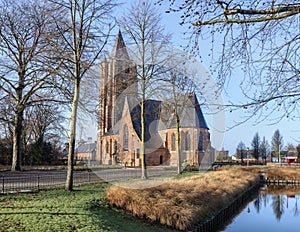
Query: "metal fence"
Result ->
[[0, 171, 102, 193], [0, 167, 179, 193]]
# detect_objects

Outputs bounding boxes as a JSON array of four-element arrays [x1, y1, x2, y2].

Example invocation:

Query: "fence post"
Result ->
[[2, 175, 4, 193], [37, 175, 40, 191]]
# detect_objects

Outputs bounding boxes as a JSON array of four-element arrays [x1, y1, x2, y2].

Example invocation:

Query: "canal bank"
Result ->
[[194, 165, 300, 232], [106, 165, 300, 231], [194, 183, 260, 232], [221, 185, 300, 232]]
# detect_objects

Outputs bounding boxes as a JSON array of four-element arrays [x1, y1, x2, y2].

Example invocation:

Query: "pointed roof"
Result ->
[[111, 30, 129, 60], [158, 92, 209, 130], [190, 92, 209, 129], [114, 30, 126, 50]]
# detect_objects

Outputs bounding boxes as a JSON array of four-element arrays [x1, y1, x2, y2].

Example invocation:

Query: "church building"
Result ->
[[96, 31, 211, 167]]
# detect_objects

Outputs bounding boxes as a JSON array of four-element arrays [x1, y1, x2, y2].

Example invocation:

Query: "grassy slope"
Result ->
[[0, 183, 174, 232]]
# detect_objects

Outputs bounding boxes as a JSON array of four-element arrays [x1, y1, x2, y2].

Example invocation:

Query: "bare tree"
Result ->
[[76, 67, 100, 142], [297, 144, 300, 162], [260, 136, 270, 163], [168, 72, 194, 174], [0, 96, 14, 164], [251, 132, 261, 160], [50, 0, 116, 190], [159, 65, 198, 174], [271, 129, 284, 163], [0, 0, 62, 171], [120, 0, 171, 179], [236, 141, 246, 163], [165, 1, 300, 121], [23, 98, 67, 164]]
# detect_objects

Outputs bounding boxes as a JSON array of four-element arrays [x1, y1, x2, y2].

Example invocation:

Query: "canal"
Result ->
[[221, 185, 300, 232]]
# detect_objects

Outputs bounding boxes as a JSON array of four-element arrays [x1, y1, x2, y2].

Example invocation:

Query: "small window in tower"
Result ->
[[125, 68, 131, 73]]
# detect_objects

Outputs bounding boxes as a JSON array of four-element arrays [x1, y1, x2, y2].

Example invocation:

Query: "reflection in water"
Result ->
[[222, 185, 300, 232], [272, 195, 285, 221]]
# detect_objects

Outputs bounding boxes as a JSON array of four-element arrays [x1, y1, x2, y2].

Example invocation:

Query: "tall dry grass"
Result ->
[[106, 169, 259, 231], [220, 165, 300, 180]]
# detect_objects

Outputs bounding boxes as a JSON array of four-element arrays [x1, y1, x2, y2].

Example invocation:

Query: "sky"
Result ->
[[78, 1, 300, 155], [155, 1, 300, 154]]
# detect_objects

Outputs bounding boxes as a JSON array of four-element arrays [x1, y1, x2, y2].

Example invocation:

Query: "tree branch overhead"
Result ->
[[193, 4, 300, 25]]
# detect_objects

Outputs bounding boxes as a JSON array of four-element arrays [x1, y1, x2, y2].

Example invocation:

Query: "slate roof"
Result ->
[[130, 99, 162, 142], [159, 93, 209, 130], [103, 92, 209, 140], [76, 143, 96, 153], [189, 92, 209, 129]]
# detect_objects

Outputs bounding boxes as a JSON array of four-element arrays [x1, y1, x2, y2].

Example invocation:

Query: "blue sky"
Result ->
[[78, 1, 299, 155], [155, 1, 299, 154]]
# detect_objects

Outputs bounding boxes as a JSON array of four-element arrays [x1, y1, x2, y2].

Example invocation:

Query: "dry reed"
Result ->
[[106, 168, 259, 231], [220, 165, 300, 180]]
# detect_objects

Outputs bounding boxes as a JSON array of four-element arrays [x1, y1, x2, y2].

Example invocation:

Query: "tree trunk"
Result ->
[[141, 99, 147, 179], [65, 80, 80, 191], [11, 111, 23, 171], [175, 113, 181, 174]]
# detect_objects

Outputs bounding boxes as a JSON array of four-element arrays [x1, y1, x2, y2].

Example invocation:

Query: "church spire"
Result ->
[[111, 29, 129, 59], [114, 30, 126, 50]]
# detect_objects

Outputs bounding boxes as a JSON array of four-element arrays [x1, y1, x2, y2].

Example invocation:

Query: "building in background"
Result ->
[[75, 141, 97, 165], [96, 31, 212, 167]]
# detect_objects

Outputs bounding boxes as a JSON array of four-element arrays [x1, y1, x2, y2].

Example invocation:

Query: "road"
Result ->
[[0, 166, 178, 193]]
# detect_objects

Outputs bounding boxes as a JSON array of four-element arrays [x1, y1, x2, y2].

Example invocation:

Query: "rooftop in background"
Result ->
[[76, 142, 96, 153]]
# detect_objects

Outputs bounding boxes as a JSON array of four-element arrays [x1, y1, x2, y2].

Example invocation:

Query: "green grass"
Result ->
[[0, 183, 175, 232], [174, 171, 201, 179], [174, 169, 209, 179]]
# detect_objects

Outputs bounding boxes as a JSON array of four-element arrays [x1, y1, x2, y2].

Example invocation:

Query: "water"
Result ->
[[222, 185, 300, 232]]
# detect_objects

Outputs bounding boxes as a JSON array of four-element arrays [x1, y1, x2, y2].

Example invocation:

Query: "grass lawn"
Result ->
[[0, 183, 175, 232]]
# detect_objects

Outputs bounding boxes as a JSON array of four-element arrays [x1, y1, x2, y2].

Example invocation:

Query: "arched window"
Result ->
[[185, 132, 190, 151], [171, 133, 176, 151], [198, 132, 203, 151], [114, 140, 118, 154], [106, 141, 109, 154], [123, 124, 128, 151]]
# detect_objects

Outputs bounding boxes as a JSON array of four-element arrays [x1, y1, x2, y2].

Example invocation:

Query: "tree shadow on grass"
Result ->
[[0, 183, 177, 231]]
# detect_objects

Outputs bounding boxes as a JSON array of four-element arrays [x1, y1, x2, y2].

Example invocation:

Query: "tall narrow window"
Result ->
[[114, 140, 118, 154], [198, 132, 203, 151], [185, 132, 190, 151], [106, 141, 109, 154], [171, 133, 176, 151], [123, 124, 128, 151]]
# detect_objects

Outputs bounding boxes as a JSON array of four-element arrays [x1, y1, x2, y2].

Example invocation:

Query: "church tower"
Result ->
[[98, 30, 138, 136]]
